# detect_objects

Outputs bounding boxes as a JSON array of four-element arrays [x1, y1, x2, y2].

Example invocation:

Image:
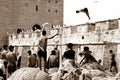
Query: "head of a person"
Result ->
[[109, 50, 113, 54], [98, 59, 102, 64], [67, 43, 73, 49], [9, 45, 14, 52], [84, 47, 89, 51], [54, 45, 58, 50], [51, 50, 56, 55], [33, 54, 37, 57], [42, 30, 46, 36], [79, 52, 83, 57], [28, 50, 31, 55], [3, 45, 8, 50]]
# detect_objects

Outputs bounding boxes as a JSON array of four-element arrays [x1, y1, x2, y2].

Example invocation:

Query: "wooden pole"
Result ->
[[59, 25, 63, 68]]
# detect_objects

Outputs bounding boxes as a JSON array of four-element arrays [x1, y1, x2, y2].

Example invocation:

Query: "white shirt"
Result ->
[[17, 47, 23, 58]]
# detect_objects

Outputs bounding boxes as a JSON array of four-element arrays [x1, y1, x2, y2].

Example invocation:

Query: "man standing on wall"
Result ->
[[37, 27, 59, 71]]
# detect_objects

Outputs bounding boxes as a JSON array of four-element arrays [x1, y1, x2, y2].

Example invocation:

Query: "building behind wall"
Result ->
[[0, 0, 63, 46]]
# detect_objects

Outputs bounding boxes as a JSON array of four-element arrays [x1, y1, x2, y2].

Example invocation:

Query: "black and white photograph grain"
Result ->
[[0, 0, 120, 80]]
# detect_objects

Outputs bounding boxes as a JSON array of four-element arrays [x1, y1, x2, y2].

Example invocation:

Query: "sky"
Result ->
[[64, 0, 120, 26]]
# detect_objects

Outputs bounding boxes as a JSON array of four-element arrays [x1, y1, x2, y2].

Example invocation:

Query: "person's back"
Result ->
[[38, 30, 58, 51], [38, 36, 47, 51], [48, 50, 59, 68], [80, 47, 97, 66], [6, 51, 17, 75], [111, 53, 115, 61], [63, 43, 75, 60], [64, 50, 75, 60], [84, 51, 92, 63], [6, 52, 17, 64], [38, 30, 48, 51], [49, 55, 58, 68], [6, 45, 17, 75], [1, 50, 7, 60], [84, 51, 97, 63], [28, 55, 37, 67]]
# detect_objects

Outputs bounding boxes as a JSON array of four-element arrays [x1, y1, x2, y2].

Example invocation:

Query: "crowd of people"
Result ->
[[0, 45, 60, 79], [0, 45, 17, 80], [0, 27, 118, 80], [0, 26, 59, 79]]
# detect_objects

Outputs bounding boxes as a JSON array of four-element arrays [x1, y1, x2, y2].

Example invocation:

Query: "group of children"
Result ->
[[26, 45, 60, 74], [0, 27, 59, 79], [0, 45, 17, 80], [0, 26, 118, 80], [0, 42, 118, 80]]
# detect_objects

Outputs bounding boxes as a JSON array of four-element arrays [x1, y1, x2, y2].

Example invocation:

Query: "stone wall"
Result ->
[[8, 18, 120, 70], [0, 0, 63, 46]]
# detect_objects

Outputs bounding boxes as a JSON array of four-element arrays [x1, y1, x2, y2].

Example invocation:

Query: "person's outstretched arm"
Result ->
[[47, 31, 59, 39]]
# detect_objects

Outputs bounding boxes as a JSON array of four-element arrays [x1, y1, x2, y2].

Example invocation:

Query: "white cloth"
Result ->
[[17, 47, 23, 59], [0, 59, 5, 74]]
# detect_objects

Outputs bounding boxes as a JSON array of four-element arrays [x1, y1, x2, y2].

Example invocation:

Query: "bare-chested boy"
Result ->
[[6, 45, 17, 76], [37, 28, 59, 71]]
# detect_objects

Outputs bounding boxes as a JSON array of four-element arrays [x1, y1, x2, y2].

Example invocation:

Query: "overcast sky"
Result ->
[[64, 0, 120, 26]]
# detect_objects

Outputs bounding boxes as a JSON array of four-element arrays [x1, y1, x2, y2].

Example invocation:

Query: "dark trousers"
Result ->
[[4, 61, 8, 69], [110, 61, 118, 73], [37, 50, 47, 71], [17, 56, 21, 69], [0, 69, 6, 80], [8, 63, 16, 74]]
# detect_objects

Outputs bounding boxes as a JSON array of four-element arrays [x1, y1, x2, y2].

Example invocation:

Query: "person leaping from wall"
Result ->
[[37, 26, 59, 72]]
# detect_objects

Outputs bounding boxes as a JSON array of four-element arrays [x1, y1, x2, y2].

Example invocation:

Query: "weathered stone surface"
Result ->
[[92, 76, 120, 80], [48, 67, 59, 74], [79, 62, 106, 80], [7, 67, 50, 80], [50, 72, 60, 80], [0, 0, 63, 46]]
